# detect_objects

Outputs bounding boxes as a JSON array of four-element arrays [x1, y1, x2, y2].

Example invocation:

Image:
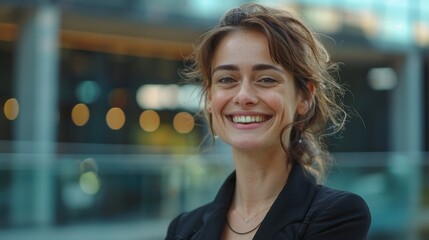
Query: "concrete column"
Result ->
[[11, 3, 60, 226], [391, 49, 423, 152], [390, 48, 423, 240]]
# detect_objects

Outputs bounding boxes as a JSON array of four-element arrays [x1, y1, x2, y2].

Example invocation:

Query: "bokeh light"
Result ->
[[108, 88, 128, 108], [76, 80, 100, 104], [80, 158, 98, 173], [136, 84, 158, 109], [3, 98, 19, 120], [173, 112, 195, 134], [136, 84, 201, 110], [414, 22, 429, 47], [367, 67, 398, 90], [106, 107, 125, 130], [139, 110, 160, 132], [71, 103, 90, 126], [79, 171, 101, 195]]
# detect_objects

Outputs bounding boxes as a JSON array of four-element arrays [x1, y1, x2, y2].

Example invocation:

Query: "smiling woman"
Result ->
[[209, 30, 299, 152], [166, 3, 371, 240]]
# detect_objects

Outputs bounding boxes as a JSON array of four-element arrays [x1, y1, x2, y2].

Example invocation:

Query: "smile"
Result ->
[[230, 115, 270, 124]]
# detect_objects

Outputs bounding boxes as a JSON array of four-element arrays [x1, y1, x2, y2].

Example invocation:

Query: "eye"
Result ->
[[259, 77, 277, 83], [213, 76, 239, 89], [218, 77, 236, 84], [256, 77, 279, 87]]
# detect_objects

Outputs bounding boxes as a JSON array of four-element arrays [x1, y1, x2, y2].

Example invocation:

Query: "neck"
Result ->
[[231, 147, 291, 215]]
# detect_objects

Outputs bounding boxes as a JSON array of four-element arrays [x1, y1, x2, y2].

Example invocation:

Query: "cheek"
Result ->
[[269, 94, 298, 122], [210, 91, 229, 114], [209, 93, 226, 129]]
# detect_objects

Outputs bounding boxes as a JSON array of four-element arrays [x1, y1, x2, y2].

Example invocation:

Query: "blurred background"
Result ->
[[0, 0, 428, 239]]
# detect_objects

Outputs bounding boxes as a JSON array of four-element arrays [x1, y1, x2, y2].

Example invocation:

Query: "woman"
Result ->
[[166, 3, 371, 240]]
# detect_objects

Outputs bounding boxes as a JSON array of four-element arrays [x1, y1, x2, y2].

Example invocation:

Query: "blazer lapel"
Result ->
[[253, 164, 319, 240], [191, 205, 227, 240], [191, 172, 236, 240]]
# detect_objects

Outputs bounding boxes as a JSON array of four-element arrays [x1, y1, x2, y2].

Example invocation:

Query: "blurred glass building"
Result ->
[[0, 0, 428, 239]]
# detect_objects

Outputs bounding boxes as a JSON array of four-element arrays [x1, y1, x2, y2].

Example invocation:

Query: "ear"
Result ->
[[207, 101, 212, 113], [206, 92, 212, 113], [308, 82, 315, 95], [297, 99, 309, 115], [297, 82, 315, 115]]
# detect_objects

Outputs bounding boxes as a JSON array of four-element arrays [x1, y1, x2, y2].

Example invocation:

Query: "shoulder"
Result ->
[[315, 185, 371, 216], [165, 203, 213, 240], [303, 185, 371, 240]]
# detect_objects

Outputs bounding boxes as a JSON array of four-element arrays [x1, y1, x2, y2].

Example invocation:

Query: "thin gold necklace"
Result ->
[[226, 220, 262, 235], [233, 206, 270, 223]]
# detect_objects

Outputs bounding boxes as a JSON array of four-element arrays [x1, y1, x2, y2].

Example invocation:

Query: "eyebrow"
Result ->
[[211, 64, 285, 75], [252, 64, 284, 73], [211, 65, 239, 75]]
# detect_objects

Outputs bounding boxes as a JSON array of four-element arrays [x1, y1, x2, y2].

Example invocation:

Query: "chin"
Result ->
[[229, 140, 265, 151]]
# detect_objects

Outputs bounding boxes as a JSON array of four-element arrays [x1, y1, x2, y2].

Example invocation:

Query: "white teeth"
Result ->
[[232, 115, 266, 123]]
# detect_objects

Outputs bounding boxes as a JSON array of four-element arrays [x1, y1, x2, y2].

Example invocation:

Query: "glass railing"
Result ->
[[0, 145, 428, 240]]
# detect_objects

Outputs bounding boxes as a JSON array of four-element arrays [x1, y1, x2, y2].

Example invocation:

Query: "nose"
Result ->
[[234, 81, 258, 106]]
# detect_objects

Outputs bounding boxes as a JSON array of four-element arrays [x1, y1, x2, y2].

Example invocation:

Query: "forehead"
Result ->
[[211, 30, 277, 69]]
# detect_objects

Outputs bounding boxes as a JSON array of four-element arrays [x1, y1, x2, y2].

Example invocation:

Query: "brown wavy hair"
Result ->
[[182, 3, 347, 182]]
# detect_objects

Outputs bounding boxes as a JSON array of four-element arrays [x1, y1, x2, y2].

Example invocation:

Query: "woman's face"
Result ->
[[208, 30, 306, 152]]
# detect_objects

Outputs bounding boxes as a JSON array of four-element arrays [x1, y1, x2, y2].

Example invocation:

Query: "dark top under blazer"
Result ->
[[166, 164, 371, 240]]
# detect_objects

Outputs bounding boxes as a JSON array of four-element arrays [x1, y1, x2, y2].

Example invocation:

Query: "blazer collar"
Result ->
[[191, 171, 236, 239], [194, 164, 318, 240], [254, 164, 319, 239]]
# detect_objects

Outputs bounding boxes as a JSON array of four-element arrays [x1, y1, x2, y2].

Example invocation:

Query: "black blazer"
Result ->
[[166, 164, 371, 240]]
